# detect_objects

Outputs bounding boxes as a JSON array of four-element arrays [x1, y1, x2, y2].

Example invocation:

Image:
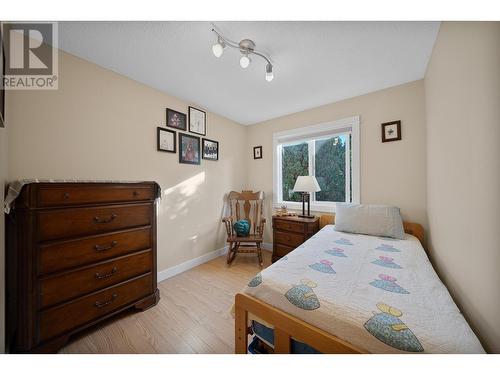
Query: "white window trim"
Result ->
[[272, 116, 360, 213]]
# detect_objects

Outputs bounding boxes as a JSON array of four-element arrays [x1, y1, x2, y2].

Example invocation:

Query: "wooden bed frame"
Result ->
[[234, 214, 426, 354]]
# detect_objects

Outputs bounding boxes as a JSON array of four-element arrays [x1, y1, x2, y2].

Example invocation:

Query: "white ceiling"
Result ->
[[58, 21, 440, 125]]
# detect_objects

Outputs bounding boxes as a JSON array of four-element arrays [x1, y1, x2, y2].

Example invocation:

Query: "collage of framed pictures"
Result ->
[[157, 106, 218, 164]]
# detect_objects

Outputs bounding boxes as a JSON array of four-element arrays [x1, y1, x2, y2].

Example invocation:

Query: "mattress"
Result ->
[[243, 225, 485, 353]]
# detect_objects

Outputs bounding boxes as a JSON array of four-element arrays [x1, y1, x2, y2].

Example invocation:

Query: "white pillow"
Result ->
[[334, 203, 405, 239]]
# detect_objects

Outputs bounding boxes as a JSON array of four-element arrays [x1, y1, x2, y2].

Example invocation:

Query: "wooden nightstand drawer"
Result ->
[[274, 230, 305, 247], [273, 220, 305, 233]]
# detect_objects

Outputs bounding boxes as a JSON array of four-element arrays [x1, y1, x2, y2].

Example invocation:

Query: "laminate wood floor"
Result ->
[[60, 251, 271, 353]]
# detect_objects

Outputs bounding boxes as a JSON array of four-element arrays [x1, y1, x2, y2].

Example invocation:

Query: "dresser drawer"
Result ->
[[39, 273, 152, 342], [274, 230, 305, 247], [37, 184, 156, 207], [38, 203, 152, 241], [39, 227, 151, 275], [39, 250, 152, 309], [273, 219, 305, 233]]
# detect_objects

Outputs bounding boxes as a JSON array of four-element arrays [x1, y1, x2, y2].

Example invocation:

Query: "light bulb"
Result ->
[[240, 54, 251, 69], [212, 42, 224, 58], [265, 63, 274, 82]]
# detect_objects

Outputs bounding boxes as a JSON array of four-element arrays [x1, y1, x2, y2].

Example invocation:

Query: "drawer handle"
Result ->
[[95, 267, 118, 280], [133, 191, 139, 196], [94, 293, 118, 308], [93, 214, 117, 224], [94, 240, 118, 252], [63, 192, 70, 200]]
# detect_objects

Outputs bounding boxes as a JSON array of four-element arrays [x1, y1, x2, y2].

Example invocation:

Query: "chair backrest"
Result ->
[[227, 190, 265, 235]]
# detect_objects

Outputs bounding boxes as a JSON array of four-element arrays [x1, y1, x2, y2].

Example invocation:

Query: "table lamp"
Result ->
[[293, 176, 321, 218]]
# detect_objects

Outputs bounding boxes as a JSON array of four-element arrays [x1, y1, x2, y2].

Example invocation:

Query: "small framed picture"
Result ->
[[166, 108, 187, 131], [381, 120, 402, 143], [157, 127, 176, 153], [253, 146, 262, 159], [202, 138, 219, 161], [179, 133, 201, 165], [188, 106, 206, 136]]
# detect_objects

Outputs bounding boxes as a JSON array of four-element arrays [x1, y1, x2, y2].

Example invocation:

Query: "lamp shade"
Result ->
[[293, 176, 321, 192]]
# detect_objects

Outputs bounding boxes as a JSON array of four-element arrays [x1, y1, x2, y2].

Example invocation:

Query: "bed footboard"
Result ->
[[234, 293, 364, 354]]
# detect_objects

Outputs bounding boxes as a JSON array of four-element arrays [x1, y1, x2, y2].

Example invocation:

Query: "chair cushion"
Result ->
[[233, 219, 250, 236]]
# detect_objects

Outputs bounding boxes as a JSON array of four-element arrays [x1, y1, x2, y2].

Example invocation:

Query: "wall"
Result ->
[[6, 49, 247, 273], [246, 80, 427, 243], [424, 22, 500, 353]]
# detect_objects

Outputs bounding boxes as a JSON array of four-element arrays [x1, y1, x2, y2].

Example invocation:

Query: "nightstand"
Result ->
[[272, 215, 320, 262]]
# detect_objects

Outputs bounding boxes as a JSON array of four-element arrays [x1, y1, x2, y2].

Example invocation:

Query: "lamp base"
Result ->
[[298, 214, 315, 219]]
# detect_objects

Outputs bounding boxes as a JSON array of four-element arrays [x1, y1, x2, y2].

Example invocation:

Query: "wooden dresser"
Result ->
[[6, 182, 160, 353], [272, 215, 320, 262]]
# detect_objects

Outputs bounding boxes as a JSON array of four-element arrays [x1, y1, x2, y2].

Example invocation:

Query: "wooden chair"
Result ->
[[222, 191, 266, 267]]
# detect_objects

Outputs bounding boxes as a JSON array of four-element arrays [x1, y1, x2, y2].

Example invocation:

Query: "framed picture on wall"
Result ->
[[253, 146, 262, 159], [381, 120, 402, 142], [157, 127, 176, 153], [188, 106, 206, 136], [202, 138, 219, 161], [166, 108, 187, 131], [179, 133, 201, 165]]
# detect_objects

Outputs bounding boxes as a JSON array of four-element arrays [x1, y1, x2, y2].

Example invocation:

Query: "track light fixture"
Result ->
[[211, 24, 275, 82]]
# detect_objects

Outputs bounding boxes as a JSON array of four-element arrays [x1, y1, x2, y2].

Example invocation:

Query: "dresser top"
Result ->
[[4, 180, 161, 213]]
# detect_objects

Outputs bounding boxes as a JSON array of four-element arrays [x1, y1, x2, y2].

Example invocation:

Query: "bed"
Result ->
[[234, 214, 485, 354]]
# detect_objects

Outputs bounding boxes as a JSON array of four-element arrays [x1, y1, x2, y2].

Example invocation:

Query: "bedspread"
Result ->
[[242, 225, 485, 353]]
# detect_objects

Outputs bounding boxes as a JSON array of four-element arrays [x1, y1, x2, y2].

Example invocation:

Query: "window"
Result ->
[[273, 116, 360, 212]]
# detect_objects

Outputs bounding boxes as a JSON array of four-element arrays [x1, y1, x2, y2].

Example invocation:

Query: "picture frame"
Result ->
[[157, 127, 176, 153], [381, 120, 402, 143], [188, 106, 206, 136], [166, 108, 187, 131], [202, 138, 219, 161], [253, 146, 262, 159], [179, 133, 201, 165]]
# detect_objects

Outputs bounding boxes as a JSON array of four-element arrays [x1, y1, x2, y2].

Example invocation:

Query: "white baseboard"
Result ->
[[157, 246, 227, 283], [262, 242, 273, 251], [157, 242, 273, 283]]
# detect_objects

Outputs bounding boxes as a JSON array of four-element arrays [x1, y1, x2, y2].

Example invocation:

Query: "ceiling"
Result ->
[[58, 21, 440, 125]]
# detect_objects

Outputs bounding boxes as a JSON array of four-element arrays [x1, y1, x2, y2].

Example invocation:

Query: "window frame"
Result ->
[[273, 116, 360, 212]]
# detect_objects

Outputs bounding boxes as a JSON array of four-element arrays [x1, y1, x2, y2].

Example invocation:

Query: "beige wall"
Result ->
[[246, 80, 427, 243], [6, 50, 247, 273], [425, 22, 500, 353], [0, 117, 7, 353]]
